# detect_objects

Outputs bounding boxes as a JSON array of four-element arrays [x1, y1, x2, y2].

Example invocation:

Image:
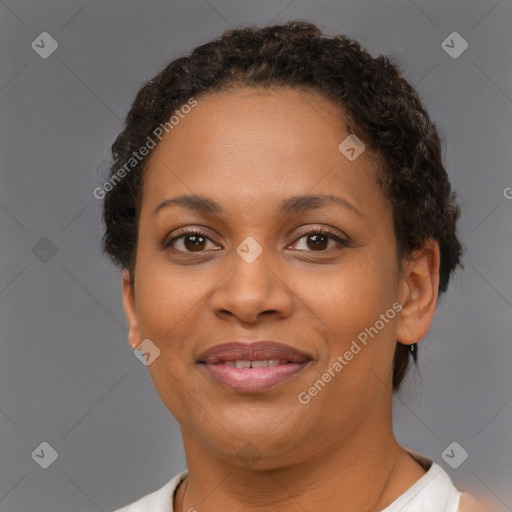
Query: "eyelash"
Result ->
[[163, 227, 349, 254]]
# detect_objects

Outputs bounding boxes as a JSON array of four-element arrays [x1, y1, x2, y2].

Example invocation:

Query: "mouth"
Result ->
[[197, 341, 312, 393]]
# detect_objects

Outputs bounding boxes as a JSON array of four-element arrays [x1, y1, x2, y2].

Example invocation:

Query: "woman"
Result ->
[[102, 21, 486, 511]]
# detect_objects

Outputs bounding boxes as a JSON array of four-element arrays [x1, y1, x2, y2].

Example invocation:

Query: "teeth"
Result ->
[[251, 360, 269, 368], [224, 359, 289, 368]]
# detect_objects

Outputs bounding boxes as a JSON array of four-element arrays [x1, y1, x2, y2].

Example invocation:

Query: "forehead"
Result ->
[[146, 86, 357, 167], [140, 86, 388, 223]]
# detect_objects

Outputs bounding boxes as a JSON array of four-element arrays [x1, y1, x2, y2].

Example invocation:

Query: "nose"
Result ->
[[209, 247, 294, 324]]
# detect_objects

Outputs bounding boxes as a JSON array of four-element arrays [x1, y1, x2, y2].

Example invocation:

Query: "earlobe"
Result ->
[[121, 268, 141, 350], [395, 238, 441, 346]]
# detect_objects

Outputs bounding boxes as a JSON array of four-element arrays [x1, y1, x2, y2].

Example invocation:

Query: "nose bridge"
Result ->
[[210, 236, 292, 321], [230, 237, 275, 297]]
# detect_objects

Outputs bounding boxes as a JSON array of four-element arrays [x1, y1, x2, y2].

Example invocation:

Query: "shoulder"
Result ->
[[405, 451, 491, 512], [458, 491, 494, 511], [110, 470, 188, 512]]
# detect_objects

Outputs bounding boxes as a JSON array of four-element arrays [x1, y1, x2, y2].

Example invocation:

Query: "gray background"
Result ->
[[1, 0, 511, 510]]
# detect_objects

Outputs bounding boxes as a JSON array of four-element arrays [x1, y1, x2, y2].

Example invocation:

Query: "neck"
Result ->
[[174, 411, 426, 511]]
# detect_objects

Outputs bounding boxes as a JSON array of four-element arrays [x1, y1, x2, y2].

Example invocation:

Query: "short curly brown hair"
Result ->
[[101, 20, 463, 392]]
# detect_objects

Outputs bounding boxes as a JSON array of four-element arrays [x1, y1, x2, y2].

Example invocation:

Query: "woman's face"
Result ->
[[122, 86, 431, 467]]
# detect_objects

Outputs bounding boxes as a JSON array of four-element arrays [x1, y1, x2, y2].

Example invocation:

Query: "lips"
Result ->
[[197, 341, 312, 393], [197, 341, 311, 364]]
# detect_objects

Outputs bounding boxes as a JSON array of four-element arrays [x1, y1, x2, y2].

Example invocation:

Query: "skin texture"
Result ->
[[121, 87, 442, 511], [459, 492, 496, 511]]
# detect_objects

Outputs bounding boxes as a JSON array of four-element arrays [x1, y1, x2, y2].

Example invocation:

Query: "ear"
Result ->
[[396, 238, 441, 346], [121, 268, 142, 349]]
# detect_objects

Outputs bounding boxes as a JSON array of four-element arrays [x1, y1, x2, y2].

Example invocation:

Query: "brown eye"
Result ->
[[164, 229, 219, 253], [290, 229, 348, 252], [305, 233, 329, 250], [181, 234, 207, 252]]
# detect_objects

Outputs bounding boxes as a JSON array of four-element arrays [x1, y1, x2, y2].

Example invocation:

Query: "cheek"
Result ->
[[313, 253, 399, 387], [135, 263, 210, 345], [134, 241, 398, 346], [133, 262, 210, 420], [311, 254, 397, 334], [133, 229, 206, 326]]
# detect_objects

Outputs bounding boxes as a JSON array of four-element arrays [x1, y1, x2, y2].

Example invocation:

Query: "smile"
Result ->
[[197, 340, 312, 393], [200, 360, 310, 393]]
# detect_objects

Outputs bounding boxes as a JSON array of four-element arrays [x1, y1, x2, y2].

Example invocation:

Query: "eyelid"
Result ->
[[289, 225, 350, 245], [162, 226, 220, 250], [163, 224, 350, 254]]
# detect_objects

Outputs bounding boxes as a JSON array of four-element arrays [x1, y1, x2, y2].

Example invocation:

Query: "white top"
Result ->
[[110, 459, 463, 512]]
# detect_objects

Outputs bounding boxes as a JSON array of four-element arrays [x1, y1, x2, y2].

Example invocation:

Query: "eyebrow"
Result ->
[[152, 193, 364, 219]]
